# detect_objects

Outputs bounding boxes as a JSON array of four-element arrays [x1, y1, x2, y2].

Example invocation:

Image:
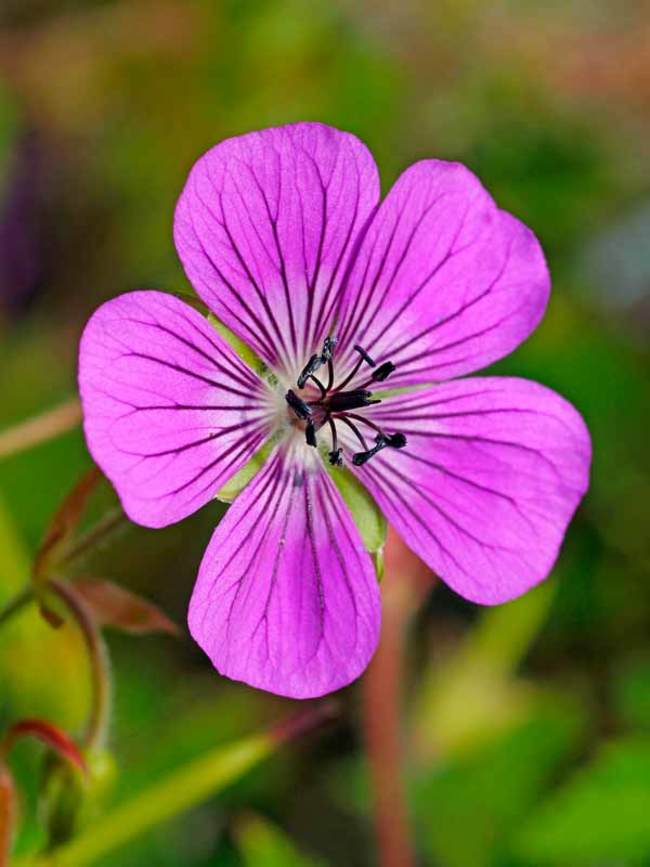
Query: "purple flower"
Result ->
[[78, 122, 591, 699]]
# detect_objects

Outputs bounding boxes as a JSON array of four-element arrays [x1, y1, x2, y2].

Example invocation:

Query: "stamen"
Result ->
[[352, 432, 407, 466], [310, 375, 327, 399], [336, 416, 369, 451], [333, 344, 376, 392], [327, 418, 343, 465], [305, 419, 317, 447], [325, 356, 335, 392], [321, 336, 337, 361], [291, 339, 404, 468], [286, 389, 312, 420], [371, 361, 396, 383], [297, 354, 322, 389], [343, 412, 384, 437], [385, 432, 407, 449], [353, 344, 376, 367], [328, 389, 380, 413], [322, 336, 337, 391]]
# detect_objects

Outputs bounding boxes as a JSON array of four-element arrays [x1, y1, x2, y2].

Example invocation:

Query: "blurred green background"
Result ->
[[1, 1, 649, 865]]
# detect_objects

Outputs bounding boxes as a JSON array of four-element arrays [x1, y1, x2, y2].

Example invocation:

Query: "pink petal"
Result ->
[[78, 291, 272, 528], [188, 445, 381, 698], [334, 161, 550, 386], [346, 378, 591, 604], [174, 122, 379, 377]]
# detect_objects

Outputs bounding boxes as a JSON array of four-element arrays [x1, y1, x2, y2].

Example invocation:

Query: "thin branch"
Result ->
[[0, 588, 31, 628], [48, 580, 111, 750], [0, 399, 82, 461]]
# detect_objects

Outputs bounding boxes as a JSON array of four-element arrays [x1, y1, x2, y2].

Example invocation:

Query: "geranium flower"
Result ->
[[78, 122, 591, 698]]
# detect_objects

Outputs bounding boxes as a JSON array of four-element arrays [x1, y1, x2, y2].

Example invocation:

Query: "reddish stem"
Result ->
[[361, 527, 432, 867], [0, 764, 15, 867]]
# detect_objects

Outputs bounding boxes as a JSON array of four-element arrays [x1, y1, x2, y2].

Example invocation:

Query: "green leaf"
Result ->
[[327, 466, 386, 558], [18, 709, 328, 867], [235, 813, 323, 867], [414, 699, 584, 867], [20, 736, 273, 867], [515, 737, 650, 864], [412, 580, 556, 757], [613, 656, 650, 731]]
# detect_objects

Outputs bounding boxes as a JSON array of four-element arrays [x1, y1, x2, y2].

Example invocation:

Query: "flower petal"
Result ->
[[345, 378, 591, 604], [334, 161, 549, 386], [79, 291, 272, 528], [174, 122, 379, 377], [188, 445, 381, 698]]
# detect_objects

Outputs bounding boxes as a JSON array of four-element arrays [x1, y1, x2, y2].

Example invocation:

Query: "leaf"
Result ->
[[73, 580, 179, 636], [413, 580, 556, 758], [33, 467, 103, 582], [235, 813, 324, 867], [612, 655, 650, 730], [19, 707, 331, 867], [515, 737, 650, 864], [414, 700, 584, 867]]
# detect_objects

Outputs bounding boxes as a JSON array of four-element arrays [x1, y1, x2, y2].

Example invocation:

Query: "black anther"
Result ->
[[371, 361, 396, 383], [328, 448, 343, 466], [352, 431, 406, 466], [286, 389, 312, 420], [328, 389, 380, 413], [385, 432, 407, 449], [305, 420, 317, 447], [321, 336, 337, 361], [297, 354, 322, 388]]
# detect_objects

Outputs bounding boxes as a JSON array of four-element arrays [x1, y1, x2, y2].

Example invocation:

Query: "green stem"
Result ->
[[59, 508, 127, 569], [0, 507, 127, 632], [20, 704, 335, 867], [0, 588, 31, 628], [0, 399, 81, 462]]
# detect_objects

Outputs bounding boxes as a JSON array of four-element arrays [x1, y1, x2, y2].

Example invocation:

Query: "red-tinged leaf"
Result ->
[[4, 720, 86, 775], [33, 466, 103, 581], [74, 579, 180, 636], [0, 765, 15, 867]]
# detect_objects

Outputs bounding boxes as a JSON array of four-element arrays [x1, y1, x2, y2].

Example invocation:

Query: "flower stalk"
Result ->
[[0, 764, 16, 867], [361, 527, 431, 867], [48, 580, 111, 751]]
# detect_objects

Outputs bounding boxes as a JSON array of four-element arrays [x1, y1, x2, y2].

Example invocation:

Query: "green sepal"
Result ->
[[372, 547, 385, 581], [215, 441, 275, 504], [326, 465, 386, 572], [207, 313, 267, 375]]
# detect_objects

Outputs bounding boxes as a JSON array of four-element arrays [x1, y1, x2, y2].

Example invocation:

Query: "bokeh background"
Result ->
[[1, 1, 649, 865]]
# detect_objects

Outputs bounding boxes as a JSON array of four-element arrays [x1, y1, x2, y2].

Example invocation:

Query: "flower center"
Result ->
[[285, 338, 407, 467]]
